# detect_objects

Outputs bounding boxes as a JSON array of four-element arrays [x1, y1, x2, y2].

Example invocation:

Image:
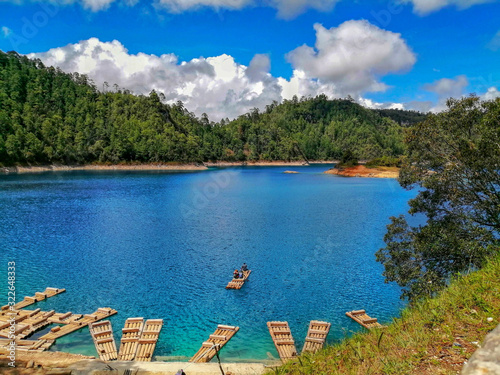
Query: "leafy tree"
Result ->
[[376, 96, 500, 301]]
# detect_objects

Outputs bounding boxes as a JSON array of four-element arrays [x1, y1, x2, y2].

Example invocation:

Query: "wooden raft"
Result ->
[[267, 321, 297, 363], [118, 317, 144, 361], [190, 324, 239, 363], [346, 310, 384, 329], [40, 307, 117, 340], [135, 319, 163, 362], [0, 309, 55, 339], [226, 270, 252, 289], [301, 320, 331, 354], [89, 320, 118, 361], [0, 338, 54, 352], [1, 287, 66, 311]]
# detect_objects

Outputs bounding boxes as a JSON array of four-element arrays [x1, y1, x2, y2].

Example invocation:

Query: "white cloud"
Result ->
[[269, 0, 341, 19], [1, 0, 120, 12], [81, 0, 116, 11], [29, 38, 283, 121], [29, 30, 417, 120], [487, 31, 500, 51], [401, 0, 498, 15], [285, 21, 416, 96], [155, 0, 341, 18], [423, 75, 468, 112], [155, 0, 252, 13], [1, 26, 12, 38], [481, 87, 500, 100]]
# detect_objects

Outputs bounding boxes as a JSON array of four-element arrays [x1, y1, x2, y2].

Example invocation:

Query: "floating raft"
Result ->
[[190, 324, 240, 363], [135, 319, 163, 362], [0, 309, 55, 339], [89, 320, 118, 361], [1, 287, 66, 311], [0, 338, 54, 352], [346, 310, 385, 329], [118, 317, 144, 361], [226, 270, 251, 289], [267, 321, 297, 363], [40, 307, 117, 341], [301, 320, 331, 354]]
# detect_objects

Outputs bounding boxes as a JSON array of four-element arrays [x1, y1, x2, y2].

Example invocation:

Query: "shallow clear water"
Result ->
[[0, 165, 415, 361]]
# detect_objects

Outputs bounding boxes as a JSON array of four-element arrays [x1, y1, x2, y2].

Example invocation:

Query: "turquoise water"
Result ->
[[0, 165, 415, 361]]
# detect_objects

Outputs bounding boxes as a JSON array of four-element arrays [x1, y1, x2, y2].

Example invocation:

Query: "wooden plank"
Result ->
[[346, 310, 384, 330], [190, 324, 240, 363], [302, 320, 331, 354], [40, 307, 117, 341], [267, 321, 298, 363], [89, 320, 118, 361], [135, 319, 163, 362], [118, 318, 144, 361]]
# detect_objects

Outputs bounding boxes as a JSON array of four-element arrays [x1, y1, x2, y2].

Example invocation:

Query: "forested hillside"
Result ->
[[0, 51, 424, 165]]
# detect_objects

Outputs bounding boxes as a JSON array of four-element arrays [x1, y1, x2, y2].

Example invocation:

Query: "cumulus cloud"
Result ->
[[286, 21, 416, 96], [423, 75, 469, 111], [155, 0, 342, 18], [29, 38, 283, 121], [1, 0, 121, 11], [1, 26, 12, 38], [481, 87, 500, 100], [401, 0, 498, 15], [155, 0, 252, 13]]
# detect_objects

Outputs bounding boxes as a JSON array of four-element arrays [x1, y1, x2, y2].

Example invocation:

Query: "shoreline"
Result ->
[[3, 351, 272, 375], [0, 161, 336, 174], [324, 165, 400, 178]]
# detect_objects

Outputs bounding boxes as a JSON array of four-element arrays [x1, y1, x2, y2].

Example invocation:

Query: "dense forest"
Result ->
[[0, 51, 426, 165]]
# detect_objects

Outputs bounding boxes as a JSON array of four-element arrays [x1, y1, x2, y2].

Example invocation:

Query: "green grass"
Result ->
[[267, 252, 500, 375]]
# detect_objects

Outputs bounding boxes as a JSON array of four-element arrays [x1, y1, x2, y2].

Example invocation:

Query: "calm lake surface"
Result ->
[[0, 165, 416, 361]]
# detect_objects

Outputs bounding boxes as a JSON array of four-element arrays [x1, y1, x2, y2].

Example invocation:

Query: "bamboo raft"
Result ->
[[226, 270, 251, 289], [267, 321, 297, 363], [118, 317, 144, 361], [0, 309, 55, 339], [89, 320, 118, 361], [0, 338, 54, 352], [190, 324, 239, 363], [40, 307, 117, 341], [346, 310, 384, 329], [135, 319, 163, 362], [301, 320, 331, 354], [1, 287, 66, 311]]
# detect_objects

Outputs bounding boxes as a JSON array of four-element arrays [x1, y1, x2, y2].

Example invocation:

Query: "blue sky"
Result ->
[[1, 0, 500, 120]]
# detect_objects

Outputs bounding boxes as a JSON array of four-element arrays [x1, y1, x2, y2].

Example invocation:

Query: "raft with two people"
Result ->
[[226, 263, 251, 289]]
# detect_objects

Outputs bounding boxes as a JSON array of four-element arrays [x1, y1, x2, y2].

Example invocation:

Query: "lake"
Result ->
[[0, 164, 415, 361]]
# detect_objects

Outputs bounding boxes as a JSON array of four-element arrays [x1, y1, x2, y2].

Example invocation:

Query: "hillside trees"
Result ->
[[0, 50, 417, 165], [376, 96, 500, 301]]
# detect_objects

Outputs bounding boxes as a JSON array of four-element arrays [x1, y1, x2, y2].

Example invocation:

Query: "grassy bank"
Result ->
[[268, 252, 500, 375]]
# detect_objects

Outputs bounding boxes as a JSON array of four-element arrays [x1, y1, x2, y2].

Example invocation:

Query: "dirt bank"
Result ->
[[0, 351, 270, 375], [324, 165, 400, 178]]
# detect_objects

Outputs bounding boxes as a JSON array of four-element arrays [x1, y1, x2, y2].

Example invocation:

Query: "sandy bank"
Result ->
[[1, 351, 271, 375], [1, 163, 208, 174], [324, 165, 400, 178]]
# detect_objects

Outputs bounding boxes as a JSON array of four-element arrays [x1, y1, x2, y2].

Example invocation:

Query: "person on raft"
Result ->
[[233, 269, 239, 279], [241, 263, 248, 272]]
